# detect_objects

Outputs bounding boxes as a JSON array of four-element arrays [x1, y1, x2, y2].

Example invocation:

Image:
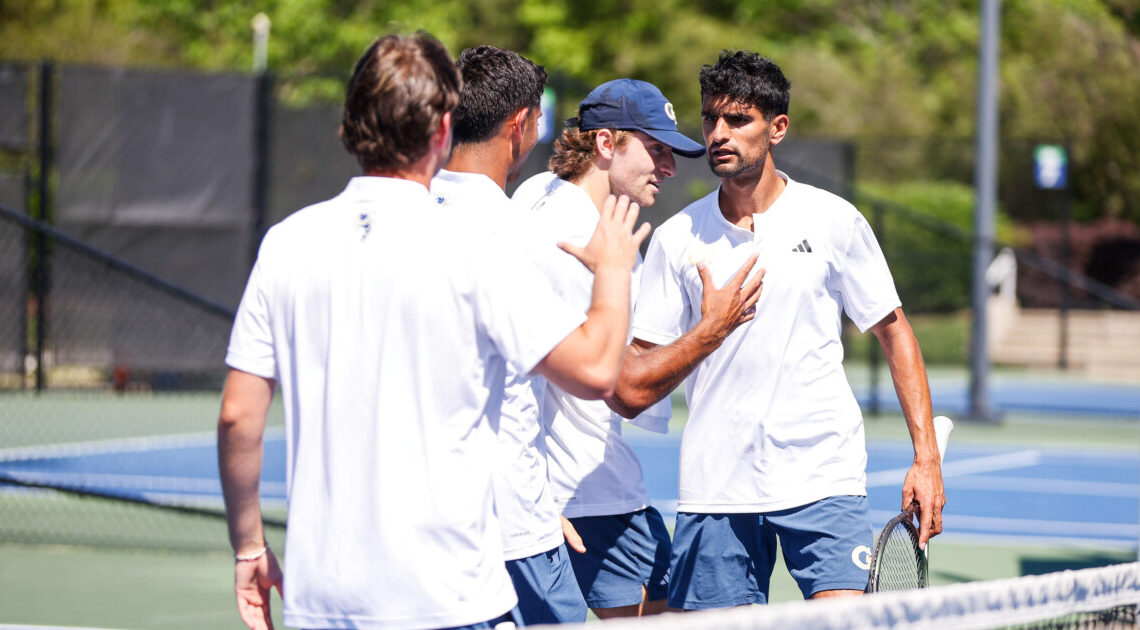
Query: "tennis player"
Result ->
[[621, 50, 946, 608], [512, 79, 760, 618], [218, 33, 649, 630], [430, 45, 588, 624]]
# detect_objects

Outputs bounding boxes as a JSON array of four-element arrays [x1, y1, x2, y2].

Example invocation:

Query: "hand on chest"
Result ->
[[680, 231, 832, 311]]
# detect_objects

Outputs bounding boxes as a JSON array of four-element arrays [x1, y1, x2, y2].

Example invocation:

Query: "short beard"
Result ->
[[708, 145, 768, 179]]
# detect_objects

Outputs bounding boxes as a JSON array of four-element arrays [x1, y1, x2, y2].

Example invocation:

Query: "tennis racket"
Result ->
[[865, 415, 953, 593]]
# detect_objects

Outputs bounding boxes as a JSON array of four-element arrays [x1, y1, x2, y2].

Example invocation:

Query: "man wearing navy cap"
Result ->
[[512, 79, 762, 618]]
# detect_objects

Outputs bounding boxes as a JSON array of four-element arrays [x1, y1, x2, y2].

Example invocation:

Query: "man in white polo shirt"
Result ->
[[512, 79, 763, 618], [430, 45, 588, 625], [217, 33, 649, 630], [621, 51, 946, 608]]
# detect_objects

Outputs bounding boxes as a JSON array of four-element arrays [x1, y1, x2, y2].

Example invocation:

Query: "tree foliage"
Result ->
[[2, 0, 1137, 221]]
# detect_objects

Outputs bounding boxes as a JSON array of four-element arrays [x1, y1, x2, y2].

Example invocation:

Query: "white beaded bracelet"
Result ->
[[235, 545, 269, 562]]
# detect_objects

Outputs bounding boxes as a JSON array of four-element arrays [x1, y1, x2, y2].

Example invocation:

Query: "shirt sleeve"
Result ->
[[631, 230, 690, 345], [472, 233, 587, 376], [838, 212, 902, 333], [225, 257, 277, 378], [625, 395, 672, 434]]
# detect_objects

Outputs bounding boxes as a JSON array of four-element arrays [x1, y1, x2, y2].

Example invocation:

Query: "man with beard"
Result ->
[[613, 51, 946, 609]]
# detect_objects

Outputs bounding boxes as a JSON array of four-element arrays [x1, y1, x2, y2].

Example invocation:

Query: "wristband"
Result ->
[[235, 545, 269, 562]]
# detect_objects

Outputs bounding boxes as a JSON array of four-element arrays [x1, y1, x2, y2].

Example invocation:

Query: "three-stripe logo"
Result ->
[[791, 239, 812, 253]]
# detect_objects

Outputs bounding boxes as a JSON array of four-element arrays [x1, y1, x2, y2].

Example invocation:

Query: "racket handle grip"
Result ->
[[933, 415, 954, 463]]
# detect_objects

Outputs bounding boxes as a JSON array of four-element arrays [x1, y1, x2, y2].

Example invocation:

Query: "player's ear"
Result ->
[[768, 114, 789, 146], [435, 111, 452, 143], [595, 129, 616, 161], [510, 108, 529, 142]]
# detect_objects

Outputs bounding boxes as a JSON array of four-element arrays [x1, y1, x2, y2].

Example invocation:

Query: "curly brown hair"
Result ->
[[548, 127, 631, 180], [339, 32, 461, 174]]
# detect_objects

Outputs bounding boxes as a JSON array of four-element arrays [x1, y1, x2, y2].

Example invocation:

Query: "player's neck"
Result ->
[[570, 165, 611, 213], [365, 164, 435, 190], [367, 137, 450, 190], [717, 158, 785, 231], [445, 142, 510, 191]]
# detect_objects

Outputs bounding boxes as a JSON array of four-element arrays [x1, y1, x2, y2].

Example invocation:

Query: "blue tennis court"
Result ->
[[855, 376, 1140, 418], [2, 421, 1136, 550]]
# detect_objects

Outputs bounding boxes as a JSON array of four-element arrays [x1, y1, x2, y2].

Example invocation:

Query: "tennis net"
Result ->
[[549, 563, 1139, 630]]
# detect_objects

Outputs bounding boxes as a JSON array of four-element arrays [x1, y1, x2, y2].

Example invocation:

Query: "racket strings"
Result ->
[[868, 514, 927, 592]]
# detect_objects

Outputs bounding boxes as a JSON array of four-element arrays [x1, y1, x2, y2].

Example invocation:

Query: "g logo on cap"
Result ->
[[664, 102, 676, 123]]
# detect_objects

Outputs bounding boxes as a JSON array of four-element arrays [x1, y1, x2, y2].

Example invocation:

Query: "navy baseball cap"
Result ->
[[571, 79, 705, 158]]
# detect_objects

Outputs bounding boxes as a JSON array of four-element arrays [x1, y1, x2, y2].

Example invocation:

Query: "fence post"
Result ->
[[249, 71, 273, 269], [869, 202, 883, 416], [1057, 143, 1072, 370], [20, 165, 32, 389], [34, 60, 54, 392]]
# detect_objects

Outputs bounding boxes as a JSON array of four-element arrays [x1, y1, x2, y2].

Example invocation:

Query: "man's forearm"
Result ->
[[219, 421, 268, 553], [537, 263, 631, 400], [217, 370, 274, 554], [608, 319, 727, 418], [875, 310, 937, 462]]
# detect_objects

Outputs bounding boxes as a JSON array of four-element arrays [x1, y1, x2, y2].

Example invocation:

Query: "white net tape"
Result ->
[[538, 563, 1140, 630]]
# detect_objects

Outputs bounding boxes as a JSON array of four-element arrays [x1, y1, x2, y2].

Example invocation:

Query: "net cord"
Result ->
[[538, 563, 1140, 630]]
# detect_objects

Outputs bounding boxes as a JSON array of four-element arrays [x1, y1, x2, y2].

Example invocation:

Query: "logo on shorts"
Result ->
[[852, 545, 872, 570], [664, 102, 677, 123]]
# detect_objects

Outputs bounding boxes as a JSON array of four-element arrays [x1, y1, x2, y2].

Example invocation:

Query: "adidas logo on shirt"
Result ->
[[792, 239, 812, 253]]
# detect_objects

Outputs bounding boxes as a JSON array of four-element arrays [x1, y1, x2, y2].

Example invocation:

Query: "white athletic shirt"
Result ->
[[512, 171, 671, 519], [633, 171, 900, 513], [430, 169, 565, 561], [226, 176, 585, 630]]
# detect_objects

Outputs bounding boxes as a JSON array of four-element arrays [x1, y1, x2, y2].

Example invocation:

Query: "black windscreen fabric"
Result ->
[[56, 67, 256, 308], [0, 210, 25, 381], [268, 104, 358, 227], [47, 234, 233, 389], [0, 64, 29, 151], [0, 173, 27, 216]]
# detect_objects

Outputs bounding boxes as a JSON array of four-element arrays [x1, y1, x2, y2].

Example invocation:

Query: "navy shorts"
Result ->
[[566, 507, 672, 608], [668, 495, 874, 609], [505, 543, 588, 624]]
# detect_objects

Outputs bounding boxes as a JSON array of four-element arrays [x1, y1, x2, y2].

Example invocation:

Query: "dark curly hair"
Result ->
[[339, 32, 461, 174], [453, 46, 547, 146], [699, 50, 790, 119]]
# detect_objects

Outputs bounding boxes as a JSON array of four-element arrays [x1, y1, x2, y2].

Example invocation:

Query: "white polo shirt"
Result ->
[[226, 176, 585, 630], [513, 171, 671, 519], [431, 169, 566, 561], [633, 171, 900, 513]]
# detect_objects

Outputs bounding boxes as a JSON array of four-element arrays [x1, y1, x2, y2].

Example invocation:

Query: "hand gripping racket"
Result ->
[[865, 415, 953, 593]]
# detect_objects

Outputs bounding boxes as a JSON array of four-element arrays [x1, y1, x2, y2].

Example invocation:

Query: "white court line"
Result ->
[[138, 492, 287, 512], [0, 426, 285, 462], [870, 509, 1139, 538], [933, 531, 1140, 551], [0, 470, 286, 496], [867, 449, 1042, 487], [944, 475, 1139, 497]]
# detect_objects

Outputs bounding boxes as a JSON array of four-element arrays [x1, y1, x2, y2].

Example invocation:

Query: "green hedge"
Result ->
[[856, 180, 1021, 314]]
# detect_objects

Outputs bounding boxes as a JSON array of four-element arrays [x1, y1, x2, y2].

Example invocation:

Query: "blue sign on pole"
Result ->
[[1034, 144, 1068, 190], [538, 87, 556, 143]]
